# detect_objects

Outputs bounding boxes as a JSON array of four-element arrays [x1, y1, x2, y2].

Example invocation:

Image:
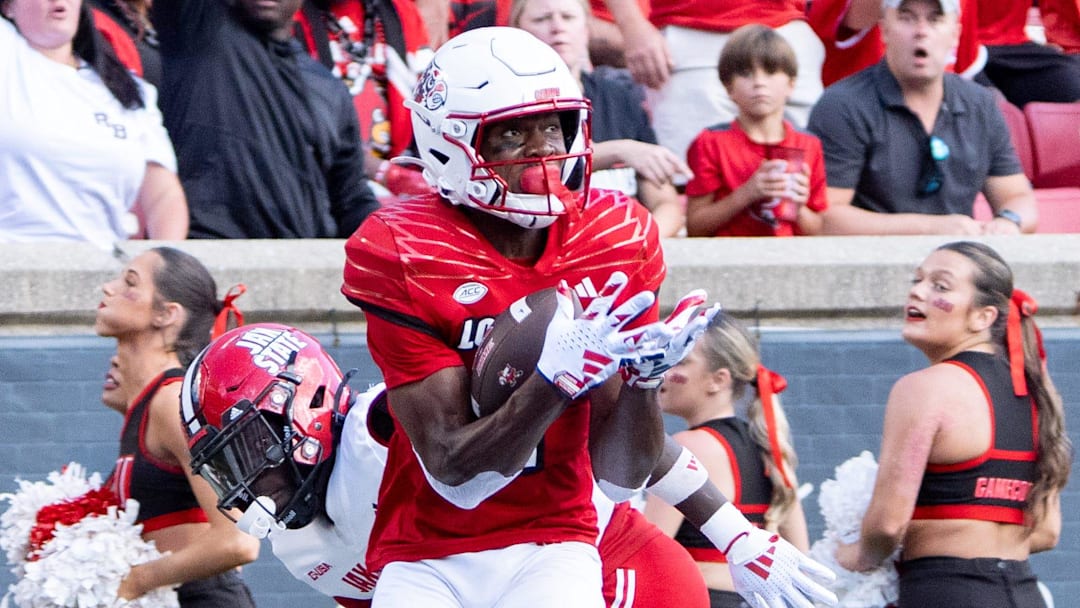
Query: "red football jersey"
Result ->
[[341, 190, 665, 571], [685, 121, 828, 237], [648, 0, 805, 31]]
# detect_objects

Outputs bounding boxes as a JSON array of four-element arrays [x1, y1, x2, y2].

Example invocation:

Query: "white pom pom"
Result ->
[[1, 463, 180, 608], [809, 451, 900, 608]]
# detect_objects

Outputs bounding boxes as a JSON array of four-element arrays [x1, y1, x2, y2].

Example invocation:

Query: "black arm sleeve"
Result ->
[[150, 0, 223, 56], [328, 88, 380, 238]]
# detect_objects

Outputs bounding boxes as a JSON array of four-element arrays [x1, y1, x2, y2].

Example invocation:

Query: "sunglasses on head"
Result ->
[[917, 135, 950, 196]]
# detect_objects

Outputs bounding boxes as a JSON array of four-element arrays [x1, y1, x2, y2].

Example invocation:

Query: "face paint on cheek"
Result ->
[[931, 297, 954, 312], [664, 372, 689, 385]]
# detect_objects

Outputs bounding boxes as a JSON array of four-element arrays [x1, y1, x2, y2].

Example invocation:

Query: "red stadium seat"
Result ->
[[1024, 101, 1080, 188], [993, 90, 1036, 181]]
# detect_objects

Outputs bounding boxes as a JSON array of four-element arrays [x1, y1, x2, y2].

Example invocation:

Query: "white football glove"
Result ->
[[618, 291, 721, 389], [707, 503, 838, 608], [536, 272, 656, 400]]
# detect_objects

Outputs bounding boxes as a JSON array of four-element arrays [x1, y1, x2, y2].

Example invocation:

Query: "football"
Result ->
[[470, 287, 581, 417]]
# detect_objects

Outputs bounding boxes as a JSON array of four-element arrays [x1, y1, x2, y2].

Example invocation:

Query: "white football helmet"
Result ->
[[406, 26, 592, 229]]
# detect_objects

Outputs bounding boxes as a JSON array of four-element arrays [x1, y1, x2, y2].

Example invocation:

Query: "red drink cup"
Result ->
[[765, 146, 805, 223]]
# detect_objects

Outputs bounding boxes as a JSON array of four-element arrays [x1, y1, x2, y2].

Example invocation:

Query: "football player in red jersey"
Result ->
[[341, 26, 836, 608], [181, 324, 823, 608]]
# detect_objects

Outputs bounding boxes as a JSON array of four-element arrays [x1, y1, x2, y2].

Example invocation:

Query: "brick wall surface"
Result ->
[[2, 329, 1077, 607]]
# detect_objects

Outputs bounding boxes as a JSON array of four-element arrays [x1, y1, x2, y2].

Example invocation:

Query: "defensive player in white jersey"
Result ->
[[181, 324, 382, 606]]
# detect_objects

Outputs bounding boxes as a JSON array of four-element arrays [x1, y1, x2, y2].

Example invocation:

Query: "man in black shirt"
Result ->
[[152, 0, 379, 238]]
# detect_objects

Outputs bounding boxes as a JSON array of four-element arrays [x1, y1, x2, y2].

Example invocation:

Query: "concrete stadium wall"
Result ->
[[3, 235, 1080, 333], [1, 236, 1078, 605]]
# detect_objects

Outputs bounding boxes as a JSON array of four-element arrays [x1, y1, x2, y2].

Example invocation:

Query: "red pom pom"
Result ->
[[27, 488, 121, 559]]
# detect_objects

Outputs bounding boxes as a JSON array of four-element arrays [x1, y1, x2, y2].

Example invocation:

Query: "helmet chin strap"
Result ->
[[236, 495, 286, 539]]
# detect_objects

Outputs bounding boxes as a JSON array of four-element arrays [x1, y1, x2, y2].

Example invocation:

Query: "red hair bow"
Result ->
[[757, 364, 792, 489], [1006, 289, 1043, 397], [212, 284, 247, 340]]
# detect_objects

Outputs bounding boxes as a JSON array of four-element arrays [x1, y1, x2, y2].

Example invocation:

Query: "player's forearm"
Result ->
[[414, 374, 573, 510], [590, 383, 664, 496], [646, 435, 731, 526], [436, 374, 569, 482]]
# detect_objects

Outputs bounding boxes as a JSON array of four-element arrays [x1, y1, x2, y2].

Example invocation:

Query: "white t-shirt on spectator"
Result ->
[[0, 18, 176, 250]]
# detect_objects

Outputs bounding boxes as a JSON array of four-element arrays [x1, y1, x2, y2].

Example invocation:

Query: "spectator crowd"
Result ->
[[3, 0, 1078, 247]]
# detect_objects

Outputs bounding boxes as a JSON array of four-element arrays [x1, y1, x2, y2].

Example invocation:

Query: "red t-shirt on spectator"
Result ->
[[685, 120, 827, 237], [589, 0, 648, 23], [954, 0, 984, 76], [806, 0, 884, 86], [976, 0, 1031, 46], [648, 0, 805, 31]]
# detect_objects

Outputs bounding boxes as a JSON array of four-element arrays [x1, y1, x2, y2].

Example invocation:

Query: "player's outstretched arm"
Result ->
[[647, 436, 838, 608]]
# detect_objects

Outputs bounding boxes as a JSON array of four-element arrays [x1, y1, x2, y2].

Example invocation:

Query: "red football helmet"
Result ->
[[180, 323, 353, 529]]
